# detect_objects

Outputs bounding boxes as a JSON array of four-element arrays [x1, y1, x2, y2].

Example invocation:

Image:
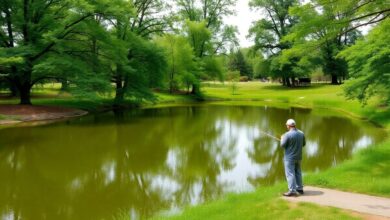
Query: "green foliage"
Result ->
[[175, 0, 238, 94], [202, 56, 224, 81], [0, 0, 128, 103], [228, 50, 253, 78], [126, 35, 167, 101], [249, 0, 306, 86], [156, 34, 198, 93], [339, 20, 390, 106], [176, 0, 238, 54], [185, 20, 212, 57], [286, 0, 389, 43], [283, 0, 382, 84], [249, 0, 298, 54]]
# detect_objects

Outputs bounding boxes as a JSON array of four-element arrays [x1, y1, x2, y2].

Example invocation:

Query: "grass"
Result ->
[[202, 82, 384, 126], [1, 81, 390, 220], [152, 184, 358, 220]]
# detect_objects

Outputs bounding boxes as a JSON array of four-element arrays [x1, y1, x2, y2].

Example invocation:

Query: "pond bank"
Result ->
[[0, 104, 87, 125]]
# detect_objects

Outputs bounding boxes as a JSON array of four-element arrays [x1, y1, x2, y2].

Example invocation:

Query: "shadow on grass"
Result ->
[[262, 83, 331, 91], [369, 109, 390, 127]]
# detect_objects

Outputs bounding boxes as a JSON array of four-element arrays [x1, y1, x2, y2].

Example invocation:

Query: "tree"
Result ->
[[120, 35, 167, 103], [282, 0, 389, 84], [129, 0, 170, 38], [281, 1, 364, 85], [110, 0, 169, 104], [228, 50, 252, 79], [175, 0, 238, 94], [202, 56, 224, 82], [156, 34, 198, 93], [249, 0, 301, 86], [0, 0, 119, 104], [245, 50, 269, 79], [338, 19, 390, 105], [176, 0, 238, 55]]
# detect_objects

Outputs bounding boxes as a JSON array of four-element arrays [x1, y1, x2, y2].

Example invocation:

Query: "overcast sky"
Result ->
[[224, 0, 263, 48], [224, 0, 372, 48]]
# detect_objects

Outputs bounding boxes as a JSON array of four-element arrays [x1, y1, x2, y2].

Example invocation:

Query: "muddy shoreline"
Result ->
[[0, 104, 88, 125]]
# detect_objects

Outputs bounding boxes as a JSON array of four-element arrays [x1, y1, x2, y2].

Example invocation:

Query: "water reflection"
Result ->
[[0, 105, 386, 220]]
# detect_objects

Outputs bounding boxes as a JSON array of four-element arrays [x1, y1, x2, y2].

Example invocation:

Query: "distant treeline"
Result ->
[[0, 0, 388, 105]]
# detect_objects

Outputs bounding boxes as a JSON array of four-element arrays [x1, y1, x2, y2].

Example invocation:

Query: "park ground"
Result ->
[[1, 82, 390, 219]]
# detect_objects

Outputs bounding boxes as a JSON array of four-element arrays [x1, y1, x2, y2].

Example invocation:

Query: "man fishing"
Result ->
[[280, 119, 306, 197]]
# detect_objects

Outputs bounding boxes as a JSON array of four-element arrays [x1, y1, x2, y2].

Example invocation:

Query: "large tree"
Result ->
[[249, 0, 302, 87], [110, 0, 169, 104], [282, 1, 363, 84], [0, 0, 125, 104], [175, 0, 238, 94]]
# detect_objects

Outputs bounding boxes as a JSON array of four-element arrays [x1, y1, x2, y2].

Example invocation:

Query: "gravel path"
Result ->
[[283, 186, 390, 219]]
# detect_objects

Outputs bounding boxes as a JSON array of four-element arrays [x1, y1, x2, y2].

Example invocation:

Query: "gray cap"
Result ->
[[286, 119, 296, 126]]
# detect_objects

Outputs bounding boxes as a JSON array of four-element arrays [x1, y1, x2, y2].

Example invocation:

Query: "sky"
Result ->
[[224, 0, 371, 48], [224, 0, 263, 48]]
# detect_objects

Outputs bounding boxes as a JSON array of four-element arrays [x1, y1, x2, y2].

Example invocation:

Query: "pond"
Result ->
[[0, 104, 387, 220]]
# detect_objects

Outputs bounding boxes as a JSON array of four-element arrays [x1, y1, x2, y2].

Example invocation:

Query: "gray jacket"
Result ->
[[280, 128, 306, 161]]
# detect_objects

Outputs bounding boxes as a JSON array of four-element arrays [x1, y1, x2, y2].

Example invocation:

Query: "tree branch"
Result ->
[[347, 8, 390, 23], [344, 14, 389, 34]]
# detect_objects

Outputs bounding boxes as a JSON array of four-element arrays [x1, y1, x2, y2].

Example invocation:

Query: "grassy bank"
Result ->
[[150, 184, 357, 220], [202, 82, 389, 129]]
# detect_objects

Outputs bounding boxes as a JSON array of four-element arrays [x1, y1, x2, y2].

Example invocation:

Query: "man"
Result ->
[[280, 119, 306, 196]]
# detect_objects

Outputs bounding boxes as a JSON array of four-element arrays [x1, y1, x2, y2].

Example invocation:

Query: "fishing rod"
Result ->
[[258, 129, 281, 141]]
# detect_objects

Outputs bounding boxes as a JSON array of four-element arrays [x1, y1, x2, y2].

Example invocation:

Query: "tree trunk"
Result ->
[[282, 77, 287, 86], [60, 79, 69, 91], [114, 77, 124, 104], [169, 79, 174, 94], [331, 74, 338, 84], [191, 83, 199, 95], [18, 67, 32, 105], [19, 83, 32, 105], [285, 77, 291, 87], [115, 89, 125, 104], [9, 83, 18, 97]]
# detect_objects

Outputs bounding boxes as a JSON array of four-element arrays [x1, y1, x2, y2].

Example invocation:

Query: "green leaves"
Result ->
[[228, 50, 252, 78], [339, 20, 390, 105], [156, 34, 198, 92]]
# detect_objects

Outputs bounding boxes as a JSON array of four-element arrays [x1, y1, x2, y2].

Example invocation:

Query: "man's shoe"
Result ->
[[283, 191, 298, 197], [297, 190, 304, 195]]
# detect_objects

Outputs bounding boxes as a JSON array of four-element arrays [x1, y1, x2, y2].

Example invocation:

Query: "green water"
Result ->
[[0, 105, 386, 220]]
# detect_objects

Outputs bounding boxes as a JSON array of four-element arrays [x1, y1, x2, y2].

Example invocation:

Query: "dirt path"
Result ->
[[0, 104, 87, 125], [283, 186, 390, 220]]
